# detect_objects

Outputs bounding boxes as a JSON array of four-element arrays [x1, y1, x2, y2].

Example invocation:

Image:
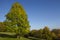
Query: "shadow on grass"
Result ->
[[0, 34, 17, 38]]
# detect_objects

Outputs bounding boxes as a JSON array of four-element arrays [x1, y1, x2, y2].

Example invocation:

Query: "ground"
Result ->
[[0, 32, 30, 40]]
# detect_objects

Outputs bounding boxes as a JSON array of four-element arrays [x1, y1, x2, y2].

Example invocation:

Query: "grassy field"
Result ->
[[0, 32, 41, 40], [0, 32, 16, 35], [0, 37, 17, 40], [0, 37, 31, 40], [0, 32, 31, 40]]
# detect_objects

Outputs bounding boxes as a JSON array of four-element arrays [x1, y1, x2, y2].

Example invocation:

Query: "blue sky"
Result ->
[[0, 0, 60, 30]]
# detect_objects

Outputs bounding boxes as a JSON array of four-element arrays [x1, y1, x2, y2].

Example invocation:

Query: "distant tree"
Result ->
[[29, 30, 37, 37], [28, 26, 57, 40], [38, 29, 43, 38], [52, 29, 60, 38], [51, 32, 57, 40], [5, 2, 30, 38], [43, 26, 52, 40]]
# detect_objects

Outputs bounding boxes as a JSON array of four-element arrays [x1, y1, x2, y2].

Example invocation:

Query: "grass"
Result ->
[[0, 32, 16, 35], [0, 37, 17, 40], [0, 32, 41, 40], [0, 37, 31, 40], [0, 32, 31, 40]]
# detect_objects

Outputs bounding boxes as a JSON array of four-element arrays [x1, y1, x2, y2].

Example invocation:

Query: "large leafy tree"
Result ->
[[5, 2, 30, 38]]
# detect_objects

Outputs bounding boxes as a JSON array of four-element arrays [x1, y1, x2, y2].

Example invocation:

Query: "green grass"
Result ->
[[0, 32, 31, 40], [0, 32, 16, 35], [0, 37, 45, 40], [0, 32, 41, 40], [0, 37, 17, 40], [0, 37, 31, 40]]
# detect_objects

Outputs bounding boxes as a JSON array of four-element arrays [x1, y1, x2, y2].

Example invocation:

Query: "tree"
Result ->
[[38, 29, 43, 38], [43, 26, 52, 40], [51, 32, 57, 40], [52, 29, 60, 38], [42, 26, 57, 40], [5, 2, 30, 38], [30, 30, 38, 37]]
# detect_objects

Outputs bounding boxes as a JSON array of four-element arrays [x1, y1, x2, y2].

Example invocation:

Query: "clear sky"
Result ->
[[0, 0, 60, 30]]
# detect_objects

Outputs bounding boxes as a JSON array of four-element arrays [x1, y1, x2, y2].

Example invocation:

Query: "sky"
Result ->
[[0, 0, 60, 30]]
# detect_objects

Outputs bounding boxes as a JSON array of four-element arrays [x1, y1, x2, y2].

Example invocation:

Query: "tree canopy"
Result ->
[[5, 2, 30, 37]]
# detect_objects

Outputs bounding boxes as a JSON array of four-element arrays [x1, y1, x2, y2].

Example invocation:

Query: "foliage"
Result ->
[[5, 2, 30, 37], [29, 26, 57, 40], [42, 26, 52, 40], [0, 22, 7, 32], [52, 29, 60, 38]]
